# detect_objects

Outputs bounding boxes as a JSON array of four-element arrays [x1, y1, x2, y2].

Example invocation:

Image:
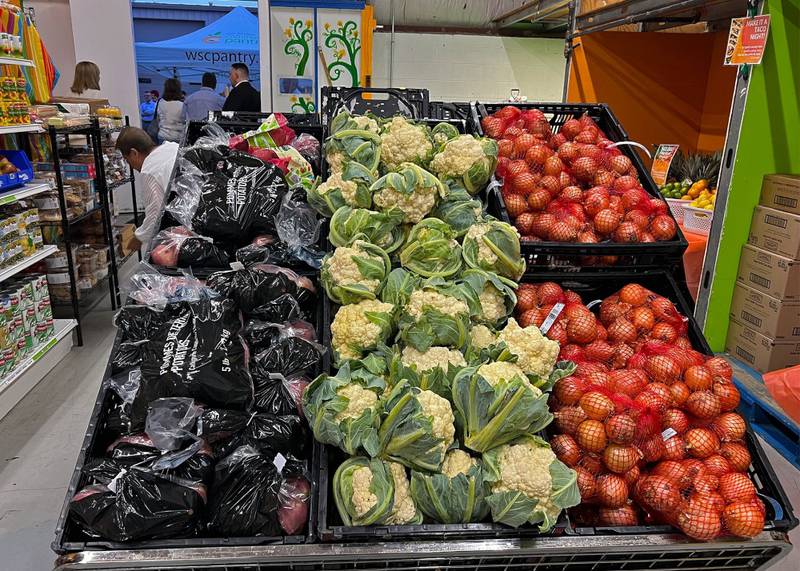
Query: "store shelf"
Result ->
[[0, 180, 53, 205], [39, 206, 102, 227], [107, 177, 132, 191], [0, 245, 58, 283], [0, 319, 77, 421], [0, 56, 35, 67], [0, 123, 43, 135]]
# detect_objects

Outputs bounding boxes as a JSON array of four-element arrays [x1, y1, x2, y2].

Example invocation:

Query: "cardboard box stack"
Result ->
[[727, 174, 800, 373]]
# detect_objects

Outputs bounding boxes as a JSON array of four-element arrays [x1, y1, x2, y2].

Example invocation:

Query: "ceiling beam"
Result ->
[[494, 0, 571, 28], [574, 0, 716, 36]]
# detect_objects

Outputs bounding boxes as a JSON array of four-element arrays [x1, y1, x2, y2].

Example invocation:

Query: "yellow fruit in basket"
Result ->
[[681, 195, 691, 200]]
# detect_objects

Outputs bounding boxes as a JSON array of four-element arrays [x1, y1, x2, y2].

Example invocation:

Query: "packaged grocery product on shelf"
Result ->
[[0, 200, 41, 267], [0, 273, 55, 378], [96, 106, 124, 131]]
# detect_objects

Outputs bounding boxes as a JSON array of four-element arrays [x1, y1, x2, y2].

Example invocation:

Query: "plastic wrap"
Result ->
[[291, 132, 320, 169], [278, 476, 310, 535], [234, 192, 324, 269], [206, 264, 316, 321], [150, 226, 230, 269], [105, 369, 147, 435], [199, 408, 307, 459], [182, 122, 232, 173], [206, 446, 281, 537], [121, 262, 210, 310], [145, 397, 203, 452], [69, 467, 206, 542], [253, 373, 309, 416]]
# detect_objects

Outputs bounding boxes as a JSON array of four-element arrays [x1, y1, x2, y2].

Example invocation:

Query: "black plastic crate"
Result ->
[[475, 102, 688, 269], [517, 269, 798, 536], [314, 270, 796, 542], [321, 87, 429, 124], [52, 276, 326, 555], [209, 110, 323, 128]]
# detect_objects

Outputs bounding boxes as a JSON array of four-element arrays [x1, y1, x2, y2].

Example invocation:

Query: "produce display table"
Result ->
[[679, 224, 709, 300]]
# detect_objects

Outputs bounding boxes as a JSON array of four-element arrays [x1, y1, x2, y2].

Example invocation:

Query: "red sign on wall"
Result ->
[[725, 15, 771, 66]]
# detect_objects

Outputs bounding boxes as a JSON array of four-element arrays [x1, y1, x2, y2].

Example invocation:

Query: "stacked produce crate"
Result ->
[[51, 92, 795, 571]]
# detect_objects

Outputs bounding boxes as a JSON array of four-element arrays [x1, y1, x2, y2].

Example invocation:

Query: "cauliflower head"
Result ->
[[353, 115, 380, 134], [491, 438, 556, 500], [331, 299, 394, 361], [430, 135, 485, 177], [351, 466, 379, 518], [466, 223, 499, 265], [335, 382, 379, 422], [406, 289, 468, 321], [380, 117, 433, 171], [498, 318, 559, 378], [317, 171, 359, 206], [384, 462, 419, 525], [327, 151, 345, 174], [478, 284, 507, 324], [417, 389, 456, 449], [470, 324, 497, 350], [373, 184, 436, 225], [401, 345, 466, 373], [323, 242, 383, 294], [477, 361, 541, 396], [441, 449, 477, 478]]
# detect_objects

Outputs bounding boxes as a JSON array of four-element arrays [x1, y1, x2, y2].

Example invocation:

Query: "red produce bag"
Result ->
[[763, 364, 800, 425]]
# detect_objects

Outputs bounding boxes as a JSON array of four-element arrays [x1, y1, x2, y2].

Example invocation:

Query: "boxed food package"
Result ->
[[736, 244, 800, 301], [727, 318, 800, 374], [748, 205, 800, 260], [760, 174, 800, 215]]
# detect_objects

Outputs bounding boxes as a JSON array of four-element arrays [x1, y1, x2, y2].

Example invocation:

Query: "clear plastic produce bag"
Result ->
[[150, 226, 230, 269]]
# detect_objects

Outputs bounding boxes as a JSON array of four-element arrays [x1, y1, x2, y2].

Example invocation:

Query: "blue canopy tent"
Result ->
[[135, 6, 260, 91]]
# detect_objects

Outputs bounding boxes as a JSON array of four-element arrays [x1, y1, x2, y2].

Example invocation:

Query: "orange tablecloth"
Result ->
[[680, 224, 708, 300]]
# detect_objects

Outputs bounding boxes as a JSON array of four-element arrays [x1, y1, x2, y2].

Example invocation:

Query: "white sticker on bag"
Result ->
[[661, 427, 678, 441], [539, 302, 565, 334], [273, 453, 286, 473], [229, 261, 245, 271], [107, 468, 127, 494]]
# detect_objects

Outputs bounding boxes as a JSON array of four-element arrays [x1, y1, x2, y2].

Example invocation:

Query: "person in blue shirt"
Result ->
[[182, 73, 225, 123], [140, 90, 158, 128]]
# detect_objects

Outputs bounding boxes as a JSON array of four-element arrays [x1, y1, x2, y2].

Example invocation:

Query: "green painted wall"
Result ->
[[703, 0, 800, 350]]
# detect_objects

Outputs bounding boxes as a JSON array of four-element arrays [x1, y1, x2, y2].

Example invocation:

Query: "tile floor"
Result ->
[[0, 286, 798, 570]]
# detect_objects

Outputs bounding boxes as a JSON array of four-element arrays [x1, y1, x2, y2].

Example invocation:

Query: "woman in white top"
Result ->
[[70, 61, 102, 98], [156, 78, 186, 144]]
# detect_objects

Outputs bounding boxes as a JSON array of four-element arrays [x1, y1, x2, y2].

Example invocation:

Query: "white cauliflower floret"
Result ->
[[327, 151, 345, 174], [430, 135, 485, 177], [491, 439, 555, 500], [441, 449, 476, 478], [335, 383, 378, 421], [380, 117, 433, 170], [325, 245, 381, 293], [384, 462, 418, 525], [406, 289, 468, 320], [331, 299, 394, 360], [417, 389, 455, 449], [317, 171, 359, 206], [353, 115, 380, 134], [401, 345, 466, 373], [466, 223, 497, 265], [478, 285, 506, 324], [470, 324, 496, 350], [351, 466, 378, 517], [477, 361, 540, 396], [373, 184, 436, 224], [497, 318, 559, 378]]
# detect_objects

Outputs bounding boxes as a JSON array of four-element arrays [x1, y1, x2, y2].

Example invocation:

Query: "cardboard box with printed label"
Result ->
[[748, 205, 800, 259], [730, 282, 800, 340], [760, 174, 800, 216], [736, 244, 800, 301], [726, 318, 800, 373]]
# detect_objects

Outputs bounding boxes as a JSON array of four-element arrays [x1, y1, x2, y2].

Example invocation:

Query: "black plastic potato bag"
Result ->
[[69, 466, 206, 542], [138, 298, 253, 410], [198, 408, 307, 458], [206, 446, 281, 537]]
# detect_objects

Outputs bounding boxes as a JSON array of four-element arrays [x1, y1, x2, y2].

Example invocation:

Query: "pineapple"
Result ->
[[671, 151, 721, 187]]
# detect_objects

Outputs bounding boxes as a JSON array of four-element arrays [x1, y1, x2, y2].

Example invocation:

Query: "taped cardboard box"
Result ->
[[726, 318, 800, 374], [730, 282, 800, 340], [760, 174, 800, 216], [736, 244, 800, 301], [748, 205, 800, 259]]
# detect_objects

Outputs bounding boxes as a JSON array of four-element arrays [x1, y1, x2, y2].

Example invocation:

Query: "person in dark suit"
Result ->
[[223, 63, 261, 112]]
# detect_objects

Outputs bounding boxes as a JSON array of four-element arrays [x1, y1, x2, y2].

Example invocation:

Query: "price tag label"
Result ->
[[651, 144, 680, 187], [661, 427, 678, 441], [539, 303, 565, 335]]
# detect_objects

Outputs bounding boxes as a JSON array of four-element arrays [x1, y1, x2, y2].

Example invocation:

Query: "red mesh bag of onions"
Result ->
[[598, 284, 690, 348]]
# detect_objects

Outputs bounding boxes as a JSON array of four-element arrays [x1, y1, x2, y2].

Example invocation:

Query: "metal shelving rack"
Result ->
[[44, 120, 119, 345], [102, 115, 141, 266]]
